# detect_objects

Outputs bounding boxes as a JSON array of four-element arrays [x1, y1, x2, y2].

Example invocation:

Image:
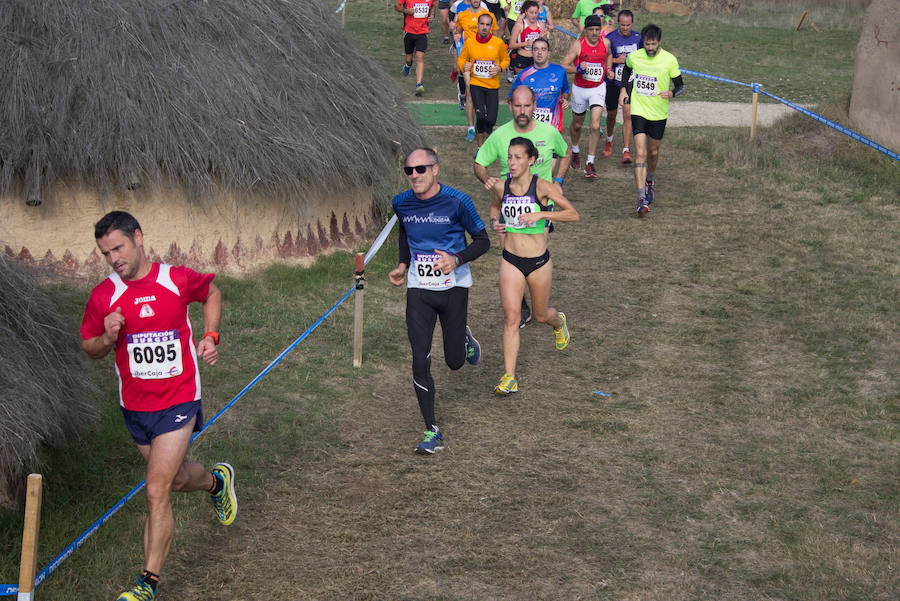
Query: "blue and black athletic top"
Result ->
[[392, 183, 489, 289]]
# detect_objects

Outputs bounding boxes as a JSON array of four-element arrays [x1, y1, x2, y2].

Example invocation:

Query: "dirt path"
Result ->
[[665, 100, 797, 127], [408, 100, 801, 128]]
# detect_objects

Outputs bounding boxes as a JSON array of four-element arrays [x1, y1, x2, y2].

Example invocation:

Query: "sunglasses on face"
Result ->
[[404, 164, 434, 175]]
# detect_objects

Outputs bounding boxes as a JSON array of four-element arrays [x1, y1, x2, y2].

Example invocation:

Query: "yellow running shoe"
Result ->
[[116, 579, 156, 601], [494, 373, 518, 394], [210, 462, 237, 526], [554, 312, 569, 350]]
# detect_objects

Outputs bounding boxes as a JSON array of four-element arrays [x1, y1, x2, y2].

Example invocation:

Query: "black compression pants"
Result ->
[[406, 286, 469, 429], [470, 85, 499, 134]]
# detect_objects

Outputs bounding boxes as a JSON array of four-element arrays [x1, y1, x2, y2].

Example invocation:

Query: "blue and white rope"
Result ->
[[1, 216, 399, 597]]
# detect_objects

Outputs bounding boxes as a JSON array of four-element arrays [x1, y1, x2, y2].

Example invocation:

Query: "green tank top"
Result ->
[[502, 175, 549, 235]]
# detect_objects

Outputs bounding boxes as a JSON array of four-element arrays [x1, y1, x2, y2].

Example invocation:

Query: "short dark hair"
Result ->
[[408, 147, 439, 165], [618, 9, 634, 21], [531, 37, 550, 51], [509, 136, 538, 160], [94, 211, 142, 240], [521, 0, 539, 13], [641, 23, 662, 41], [477, 12, 493, 25]]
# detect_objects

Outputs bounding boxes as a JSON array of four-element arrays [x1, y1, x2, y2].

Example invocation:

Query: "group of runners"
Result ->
[[78, 5, 685, 599], [395, 0, 684, 214], [390, 2, 690, 459]]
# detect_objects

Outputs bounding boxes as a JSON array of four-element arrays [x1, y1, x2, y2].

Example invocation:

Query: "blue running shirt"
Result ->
[[605, 29, 642, 85], [510, 64, 570, 130], [392, 184, 486, 289]]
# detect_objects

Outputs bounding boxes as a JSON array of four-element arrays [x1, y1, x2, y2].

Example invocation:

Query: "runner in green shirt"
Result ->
[[475, 85, 570, 183], [619, 23, 684, 216], [475, 85, 571, 327], [570, 0, 610, 33]]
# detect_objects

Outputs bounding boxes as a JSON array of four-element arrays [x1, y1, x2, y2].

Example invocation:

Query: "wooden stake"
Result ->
[[17, 474, 42, 601], [750, 85, 760, 140], [352, 253, 365, 368], [794, 10, 807, 31]]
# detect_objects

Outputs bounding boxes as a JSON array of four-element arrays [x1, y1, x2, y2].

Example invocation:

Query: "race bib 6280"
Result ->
[[413, 253, 456, 289]]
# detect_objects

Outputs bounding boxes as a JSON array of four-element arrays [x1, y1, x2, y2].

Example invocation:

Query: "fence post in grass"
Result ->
[[17, 474, 42, 601], [352, 252, 365, 368], [750, 83, 760, 140]]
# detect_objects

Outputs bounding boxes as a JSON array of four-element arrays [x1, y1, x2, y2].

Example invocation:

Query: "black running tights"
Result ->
[[406, 286, 469, 429]]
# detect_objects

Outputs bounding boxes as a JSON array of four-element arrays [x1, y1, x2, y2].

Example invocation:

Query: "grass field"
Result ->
[[1, 2, 897, 600], [352, 0, 864, 105]]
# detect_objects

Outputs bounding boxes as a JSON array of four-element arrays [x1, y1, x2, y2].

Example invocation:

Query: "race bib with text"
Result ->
[[501, 196, 538, 229], [413, 253, 456, 289], [127, 330, 184, 379], [634, 73, 657, 96], [473, 60, 495, 78]]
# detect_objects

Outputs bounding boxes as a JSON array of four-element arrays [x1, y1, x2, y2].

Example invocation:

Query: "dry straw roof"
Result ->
[[0, 0, 427, 205], [0, 254, 96, 507]]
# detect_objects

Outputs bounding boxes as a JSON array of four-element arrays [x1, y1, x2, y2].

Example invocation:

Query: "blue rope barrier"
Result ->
[[1, 285, 356, 597], [680, 68, 752, 88], [555, 25, 578, 39], [335, 0, 347, 13], [758, 89, 899, 162], [551, 23, 897, 161], [1, 215, 400, 596]]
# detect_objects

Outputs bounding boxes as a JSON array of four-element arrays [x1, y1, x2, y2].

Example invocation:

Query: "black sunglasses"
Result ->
[[403, 164, 435, 175]]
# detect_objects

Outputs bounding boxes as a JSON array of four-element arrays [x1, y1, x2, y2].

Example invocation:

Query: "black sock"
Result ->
[[140, 570, 159, 592], [209, 472, 223, 495]]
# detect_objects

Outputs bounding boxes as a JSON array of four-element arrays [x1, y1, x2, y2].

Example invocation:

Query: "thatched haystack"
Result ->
[[550, 0, 740, 20], [0, 0, 428, 278], [0, 253, 97, 508]]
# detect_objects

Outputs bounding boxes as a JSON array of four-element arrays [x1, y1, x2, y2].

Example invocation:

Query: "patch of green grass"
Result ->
[[2, 4, 898, 600]]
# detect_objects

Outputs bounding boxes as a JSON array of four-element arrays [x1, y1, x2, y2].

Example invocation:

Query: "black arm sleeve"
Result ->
[[455, 228, 490, 265], [671, 75, 685, 97], [398, 222, 411, 266], [622, 64, 633, 96]]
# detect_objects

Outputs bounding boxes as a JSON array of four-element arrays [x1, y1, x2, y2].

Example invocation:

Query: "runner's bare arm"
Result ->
[[537, 179, 579, 222], [560, 39, 580, 73], [81, 306, 125, 359], [197, 283, 222, 366], [474, 162, 500, 190]]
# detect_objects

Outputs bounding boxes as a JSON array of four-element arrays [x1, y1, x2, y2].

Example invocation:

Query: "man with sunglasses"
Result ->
[[390, 148, 490, 455]]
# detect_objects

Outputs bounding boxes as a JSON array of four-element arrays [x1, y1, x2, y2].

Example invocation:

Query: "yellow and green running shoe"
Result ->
[[210, 462, 237, 526], [116, 579, 155, 601], [494, 373, 518, 394], [554, 312, 569, 350]]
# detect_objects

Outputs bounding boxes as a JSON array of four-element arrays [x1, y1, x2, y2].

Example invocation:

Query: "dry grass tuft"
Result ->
[[0, 254, 97, 508]]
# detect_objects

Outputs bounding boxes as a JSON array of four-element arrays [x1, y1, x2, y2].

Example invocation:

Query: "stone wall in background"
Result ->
[[849, 0, 899, 153]]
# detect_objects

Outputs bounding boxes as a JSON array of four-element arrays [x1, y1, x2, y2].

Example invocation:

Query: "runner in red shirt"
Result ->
[[80, 211, 236, 601], [395, 0, 436, 96], [561, 14, 611, 178]]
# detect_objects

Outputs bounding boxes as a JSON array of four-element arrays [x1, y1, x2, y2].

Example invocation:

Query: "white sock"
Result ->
[[572, 144, 580, 153], [623, 146, 629, 152], [587, 154, 595, 164], [607, 135, 613, 142]]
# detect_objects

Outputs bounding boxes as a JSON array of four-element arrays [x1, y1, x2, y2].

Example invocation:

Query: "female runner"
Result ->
[[489, 137, 579, 394]]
